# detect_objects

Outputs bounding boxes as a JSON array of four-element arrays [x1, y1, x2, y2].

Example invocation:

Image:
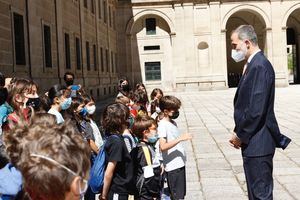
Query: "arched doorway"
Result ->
[[225, 10, 267, 87], [126, 12, 173, 90], [286, 8, 300, 84]]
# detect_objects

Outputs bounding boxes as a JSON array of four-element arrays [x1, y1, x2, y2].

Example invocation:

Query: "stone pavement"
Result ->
[[173, 85, 300, 200]]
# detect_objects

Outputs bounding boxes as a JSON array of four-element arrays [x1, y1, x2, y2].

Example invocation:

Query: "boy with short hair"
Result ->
[[158, 96, 192, 200], [132, 115, 162, 200]]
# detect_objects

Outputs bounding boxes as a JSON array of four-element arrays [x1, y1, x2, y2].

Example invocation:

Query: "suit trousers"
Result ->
[[243, 154, 274, 200]]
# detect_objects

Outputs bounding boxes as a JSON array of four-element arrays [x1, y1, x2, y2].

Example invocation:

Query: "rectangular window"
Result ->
[[64, 33, 71, 69], [105, 49, 109, 72], [113, 10, 116, 29], [93, 44, 97, 71], [98, 0, 102, 19], [111, 51, 113, 73], [86, 41, 90, 71], [84, 0, 88, 8], [43, 25, 52, 68], [144, 45, 160, 51], [75, 37, 81, 70], [109, 6, 111, 27], [100, 47, 104, 72], [145, 62, 161, 81], [115, 52, 117, 73], [103, 0, 107, 23], [146, 18, 156, 35], [91, 0, 95, 14], [13, 13, 26, 65]]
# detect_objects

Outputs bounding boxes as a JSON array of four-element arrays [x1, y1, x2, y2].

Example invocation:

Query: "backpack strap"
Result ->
[[141, 143, 152, 166]]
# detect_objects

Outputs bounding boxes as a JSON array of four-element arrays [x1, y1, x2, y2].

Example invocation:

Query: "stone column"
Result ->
[[210, 1, 227, 89], [220, 29, 228, 88], [270, 0, 289, 87]]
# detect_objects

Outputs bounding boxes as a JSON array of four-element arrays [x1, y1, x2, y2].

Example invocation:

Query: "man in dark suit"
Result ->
[[229, 25, 291, 200]]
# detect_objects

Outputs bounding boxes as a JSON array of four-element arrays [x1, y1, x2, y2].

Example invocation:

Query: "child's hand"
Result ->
[[179, 133, 192, 142]]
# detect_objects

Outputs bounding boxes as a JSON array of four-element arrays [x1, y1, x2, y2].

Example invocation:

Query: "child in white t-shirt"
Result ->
[[158, 96, 192, 200]]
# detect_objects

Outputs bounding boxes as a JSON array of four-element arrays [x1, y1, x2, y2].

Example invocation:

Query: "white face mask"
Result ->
[[86, 105, 96, 115], [231, 42, 247, 63]]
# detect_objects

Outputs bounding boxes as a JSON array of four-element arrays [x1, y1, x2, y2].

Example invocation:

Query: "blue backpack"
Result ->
[[88, 135, 118, 193]]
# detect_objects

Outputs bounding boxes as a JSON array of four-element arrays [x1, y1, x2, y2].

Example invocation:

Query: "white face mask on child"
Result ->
[[86, 105, 96, 115]]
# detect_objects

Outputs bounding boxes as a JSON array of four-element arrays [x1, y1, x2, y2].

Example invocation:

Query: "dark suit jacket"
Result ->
[[234, 51, 291, 157]]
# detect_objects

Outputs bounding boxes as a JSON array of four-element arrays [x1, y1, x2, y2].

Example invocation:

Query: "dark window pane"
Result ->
[[84, 0, 88, 8], [13, 13, 26, 65], [93, 44, 97, 71], [144, 45, 160, 51], [91, 0, 95, 13], [98, 0, 102, 19], [86, 41, 90, 71], [65, 33, 71, 69], [76, 37, 81, 70], [103, 0, 107, 23], [106, 49, 109, 72], [146, 18, 156, 35], [100, 47, 104, 72], [109, 6, 111, 27], [43, 25, 52, 68], [145, 62, 161, 81], [111, 51, 113, 73], [113, 11, 116, 29]]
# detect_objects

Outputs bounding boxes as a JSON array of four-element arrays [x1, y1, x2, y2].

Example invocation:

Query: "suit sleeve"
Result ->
[[236, 65, 271, 144]]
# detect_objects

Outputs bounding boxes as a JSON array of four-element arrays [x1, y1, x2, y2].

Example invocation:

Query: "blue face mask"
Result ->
[[148, 135, 158, 144], [60, 97, 72, 110], [79, 107, 88, 117], [148, 130, 158, 144]]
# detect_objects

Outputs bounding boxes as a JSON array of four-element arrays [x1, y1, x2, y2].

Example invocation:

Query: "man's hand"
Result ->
[[229, 133, 241, 149]]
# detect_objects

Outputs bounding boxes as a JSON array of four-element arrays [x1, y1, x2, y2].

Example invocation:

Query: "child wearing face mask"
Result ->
[[158, 96, 192, 200], [67, 96, 98, 200], [100, 103, 135, 200], [24, 80, 43, 112], [147, 88, 164, 119], [47, 84, 72, 124], [5, 78, 34, 129], [82, 94, 103, 150], [132, 115, 162, 200], [3, 113, 91, 200]]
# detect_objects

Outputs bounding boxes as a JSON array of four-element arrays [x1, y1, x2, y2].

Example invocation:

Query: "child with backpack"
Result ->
[[132, 115, 162, 200], [158, 96, 192, 200], [100, 103, 134, 200]]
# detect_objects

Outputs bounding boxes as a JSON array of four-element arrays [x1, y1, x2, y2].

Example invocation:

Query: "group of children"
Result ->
[[0, 72, 192, 200]]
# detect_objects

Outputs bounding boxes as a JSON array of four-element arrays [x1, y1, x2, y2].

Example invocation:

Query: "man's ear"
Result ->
[[245, 40, 251, 49], [70, 176, 81, 196]]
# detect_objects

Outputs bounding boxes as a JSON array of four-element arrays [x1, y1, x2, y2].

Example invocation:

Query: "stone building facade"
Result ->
[[117, 0, 300, 91], [0, 0, 118, 99], [1, 0, 300, 95]]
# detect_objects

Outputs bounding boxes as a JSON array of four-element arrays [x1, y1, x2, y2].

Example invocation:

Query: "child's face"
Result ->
[[155, 92, 162, 100], [164, 109, 180, 120], [76, 103, 85, 113], [144, 124, 158, 143]]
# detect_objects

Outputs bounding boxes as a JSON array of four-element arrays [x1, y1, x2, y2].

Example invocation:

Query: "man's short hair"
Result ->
[[159, 95, 181, 112], [63, 72, 75, 81], [232, 25, 258, 45]]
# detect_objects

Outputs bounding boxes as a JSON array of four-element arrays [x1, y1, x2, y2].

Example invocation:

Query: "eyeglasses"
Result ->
[[30, 153, 88, 194]]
